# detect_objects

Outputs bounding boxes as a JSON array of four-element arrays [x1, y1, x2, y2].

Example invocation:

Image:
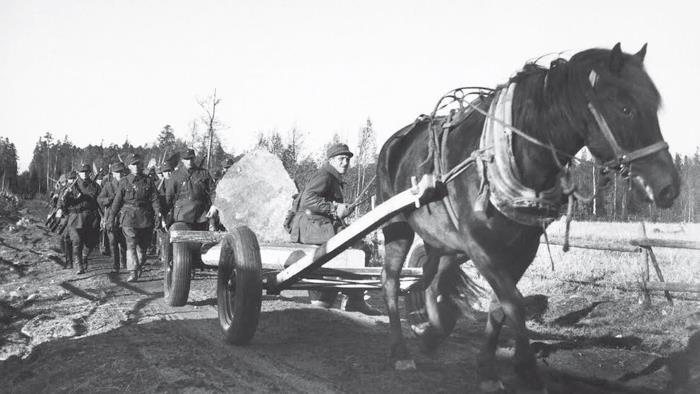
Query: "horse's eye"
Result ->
[[621, 107, 633, 117]]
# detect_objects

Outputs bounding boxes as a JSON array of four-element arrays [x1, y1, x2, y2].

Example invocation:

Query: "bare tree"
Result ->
[[197, 89, 223, 169]]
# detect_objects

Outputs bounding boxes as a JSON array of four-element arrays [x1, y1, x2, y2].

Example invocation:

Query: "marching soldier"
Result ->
[[155, 162, 174, 261], [108, 154, 161, 282], [98, 162, 128, 273], [166, 148, 217, 264], [61, 164, 101, 274], [293, 143, 381, 315], [50, 173, 74, 267]]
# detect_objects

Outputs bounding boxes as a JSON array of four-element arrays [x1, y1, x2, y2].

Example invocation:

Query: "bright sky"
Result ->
[[1, 0, 698, 171]]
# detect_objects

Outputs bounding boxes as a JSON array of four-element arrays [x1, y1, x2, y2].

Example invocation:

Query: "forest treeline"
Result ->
[[0, 121, 698, 222]]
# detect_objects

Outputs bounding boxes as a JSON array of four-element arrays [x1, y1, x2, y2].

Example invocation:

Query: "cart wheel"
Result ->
[[164, 222, 192, 306], [405, 244, 427, 329], [217, 226, 262, 345]]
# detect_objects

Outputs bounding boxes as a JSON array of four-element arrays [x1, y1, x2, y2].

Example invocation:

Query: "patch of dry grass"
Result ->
[[516, 221, 700, 354]]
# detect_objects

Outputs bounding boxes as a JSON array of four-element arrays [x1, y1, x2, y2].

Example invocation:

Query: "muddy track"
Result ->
[[0, 203, 694, 393]]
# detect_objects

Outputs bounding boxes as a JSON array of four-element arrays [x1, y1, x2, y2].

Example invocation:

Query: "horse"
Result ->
[[376, 43, 680, 392]]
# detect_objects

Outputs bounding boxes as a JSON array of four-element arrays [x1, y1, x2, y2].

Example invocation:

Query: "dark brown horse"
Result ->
[[376, 43, 680, 392]]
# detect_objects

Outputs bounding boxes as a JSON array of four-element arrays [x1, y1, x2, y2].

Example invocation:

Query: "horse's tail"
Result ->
[[447, 264, 484, 321]]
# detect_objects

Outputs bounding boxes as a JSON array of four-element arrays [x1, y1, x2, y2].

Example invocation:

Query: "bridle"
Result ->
[[586, 69, 669, 176]]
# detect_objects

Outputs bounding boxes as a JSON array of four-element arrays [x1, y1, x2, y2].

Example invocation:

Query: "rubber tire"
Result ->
[[405, 244, 428, 329], [164, 222, 192, 306], [217, 226, 262, 345]]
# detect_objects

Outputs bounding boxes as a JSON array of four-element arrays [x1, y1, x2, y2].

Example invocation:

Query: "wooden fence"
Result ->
[[542, 223, 700, 305]]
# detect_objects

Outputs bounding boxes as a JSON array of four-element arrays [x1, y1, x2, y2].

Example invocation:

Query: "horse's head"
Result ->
[[571, 43, 680, 208]]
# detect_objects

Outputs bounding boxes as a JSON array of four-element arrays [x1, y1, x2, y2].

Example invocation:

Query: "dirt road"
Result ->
[[0, 201, 696, 393]]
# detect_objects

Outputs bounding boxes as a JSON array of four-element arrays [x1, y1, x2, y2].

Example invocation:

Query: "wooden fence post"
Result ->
[[647, 247, 674, 305], [639, 245, 651, 307]]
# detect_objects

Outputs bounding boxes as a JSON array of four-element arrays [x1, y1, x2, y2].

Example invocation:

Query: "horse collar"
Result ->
[[477, 83, 562, 227]]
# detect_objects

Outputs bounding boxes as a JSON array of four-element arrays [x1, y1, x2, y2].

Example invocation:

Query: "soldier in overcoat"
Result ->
[[166, 148, 217, 230], [166, 149, 218, 265], [98, 162, 128, 272], [51, 173, 74, 267], [293, 143, 381, 315], [61, 164, 101, 274], [155, 161, 175, 262], [108, 154, 161, 282]]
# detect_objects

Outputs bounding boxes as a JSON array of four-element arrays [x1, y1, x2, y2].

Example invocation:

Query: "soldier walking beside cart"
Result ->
[[155, 161, 175, 262], [165, 148, 218, 272], [107, 154, 161, 282], [292, 143, 381, 316], [60, 164, 101, 274], [98, 162, 128, 273]]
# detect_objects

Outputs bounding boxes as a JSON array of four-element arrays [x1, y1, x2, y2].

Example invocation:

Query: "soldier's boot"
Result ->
[[342, 292, 382, 316], [310, 290, 338, 309], [111, 251, 120, 273], [118, 244, 127, 269], [74, 255, 85, 275], [136, 248, 144, 276], [84, 247, 93, 270], [64, 239, 73, 269], [126, 271, 138, 282]]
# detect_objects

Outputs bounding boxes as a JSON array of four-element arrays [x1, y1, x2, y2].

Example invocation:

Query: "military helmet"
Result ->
[[181, 148, 196, 160]]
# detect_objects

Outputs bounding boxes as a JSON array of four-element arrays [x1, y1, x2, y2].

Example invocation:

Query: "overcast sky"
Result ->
[[1, 0, 698, 171]]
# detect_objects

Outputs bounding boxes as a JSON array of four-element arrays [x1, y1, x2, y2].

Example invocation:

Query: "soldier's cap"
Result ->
[[160, 161, 174, 172], [326, 143, 353, 159], [78, 164, 91, 173], [221, 157, 234, 169], [128, 154, 143, 165], [67, 171, 77, 180], [181, 148, 196, 160], [110, 162, 126, 173]]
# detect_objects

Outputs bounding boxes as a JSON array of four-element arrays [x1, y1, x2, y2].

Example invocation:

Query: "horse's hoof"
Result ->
[[479, 380, 505, 393], [411, 322, 431, 336], [394, 359, 417, 370], [411, 323, 443, 353]]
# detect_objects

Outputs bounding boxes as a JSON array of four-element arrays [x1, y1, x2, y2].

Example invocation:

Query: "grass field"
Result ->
[[516, 221, 700, 353]]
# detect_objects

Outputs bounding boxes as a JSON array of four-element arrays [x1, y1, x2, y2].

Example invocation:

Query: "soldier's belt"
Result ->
[[124, 202, 151, 208]]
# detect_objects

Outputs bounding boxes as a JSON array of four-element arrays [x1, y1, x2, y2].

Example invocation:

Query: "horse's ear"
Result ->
[[609, 42, 624, 73], [634, 43, 647, 63]]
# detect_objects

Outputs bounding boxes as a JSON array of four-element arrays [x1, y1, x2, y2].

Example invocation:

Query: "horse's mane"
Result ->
[[503, 48, 661, 150]]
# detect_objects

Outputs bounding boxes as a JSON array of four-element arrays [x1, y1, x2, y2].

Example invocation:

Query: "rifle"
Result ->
[[45, 176, 79, 232]]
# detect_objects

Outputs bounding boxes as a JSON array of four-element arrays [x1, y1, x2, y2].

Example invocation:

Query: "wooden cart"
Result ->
[[168, 175, 437, 344]]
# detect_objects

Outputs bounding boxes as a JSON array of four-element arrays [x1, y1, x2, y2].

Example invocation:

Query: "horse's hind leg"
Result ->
[[381, 221, 414, 370], [412, 249, 459, 352]]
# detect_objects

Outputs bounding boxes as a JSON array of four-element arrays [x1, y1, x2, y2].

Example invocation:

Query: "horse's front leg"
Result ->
[[478, 264, 546, 393], [381, 222, 414, 370], [477, 295, 507, 392]]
